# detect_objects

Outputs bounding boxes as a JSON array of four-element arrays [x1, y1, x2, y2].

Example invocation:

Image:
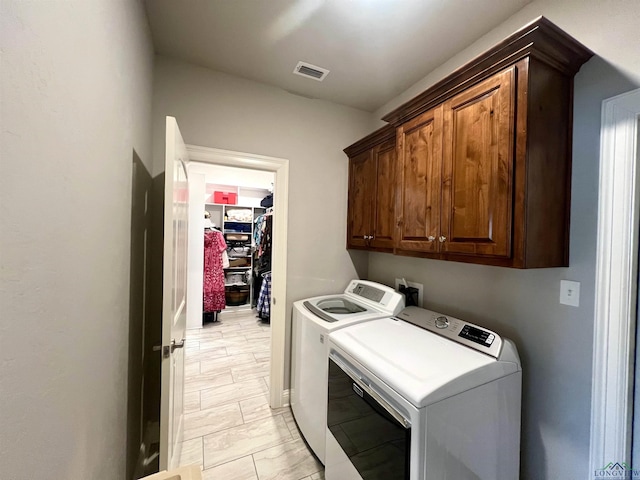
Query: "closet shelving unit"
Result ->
[[205, 189, 268, 308]]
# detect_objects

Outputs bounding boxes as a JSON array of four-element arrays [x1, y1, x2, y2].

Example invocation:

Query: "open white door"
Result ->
[[159, 116, 190, 470]]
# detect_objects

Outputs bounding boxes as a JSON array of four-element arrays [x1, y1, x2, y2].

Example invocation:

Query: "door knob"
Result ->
[[427, 236, 435, 242], [158, 338, 186, 358], [439, 236, 447, 243], [171, 338, 186, 353]]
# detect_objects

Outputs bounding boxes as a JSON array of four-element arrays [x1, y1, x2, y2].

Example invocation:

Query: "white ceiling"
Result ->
[[144, 0, 532, 112]]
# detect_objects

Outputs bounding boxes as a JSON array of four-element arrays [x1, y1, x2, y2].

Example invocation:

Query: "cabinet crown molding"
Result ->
[[343, 124, 395, 157], [382, 16, 594, 125]]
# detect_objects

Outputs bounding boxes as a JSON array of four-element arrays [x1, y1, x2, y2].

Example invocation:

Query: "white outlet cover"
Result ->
[[560, 280, 580, 307]]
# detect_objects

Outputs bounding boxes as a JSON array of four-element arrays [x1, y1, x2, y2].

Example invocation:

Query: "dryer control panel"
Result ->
[[395, 306, 503, 358]]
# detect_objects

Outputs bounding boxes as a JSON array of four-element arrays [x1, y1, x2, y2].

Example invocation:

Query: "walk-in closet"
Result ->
[[186, 162, 275, 328]]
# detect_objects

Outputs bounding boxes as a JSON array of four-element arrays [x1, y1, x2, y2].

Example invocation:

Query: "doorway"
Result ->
[[186, 144, 289, 409], [590, 88, 640, 472]]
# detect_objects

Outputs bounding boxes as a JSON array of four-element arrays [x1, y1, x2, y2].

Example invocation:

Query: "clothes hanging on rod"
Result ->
[[253, 210, 273, 307], [257, 272, 271, 322], [203, 228, 227, 315], [253, 214, 265, 246], [258, 213, 272, 262]]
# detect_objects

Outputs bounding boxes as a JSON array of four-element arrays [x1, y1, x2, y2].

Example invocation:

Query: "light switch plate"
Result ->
[[560, 280, 580, 307]]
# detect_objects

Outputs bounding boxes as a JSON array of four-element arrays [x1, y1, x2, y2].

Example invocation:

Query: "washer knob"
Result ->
[[435, 316, 449, 329]]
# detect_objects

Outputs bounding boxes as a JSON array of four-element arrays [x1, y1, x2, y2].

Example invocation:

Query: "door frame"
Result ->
[[590, 88, 640, 471], [186, 144, 290, 408]]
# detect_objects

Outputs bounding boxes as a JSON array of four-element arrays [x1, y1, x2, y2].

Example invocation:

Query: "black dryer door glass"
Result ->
[[327, 358, 410, 480]]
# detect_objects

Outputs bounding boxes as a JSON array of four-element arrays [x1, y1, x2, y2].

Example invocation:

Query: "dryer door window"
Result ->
[[327, 358, 410, 480]]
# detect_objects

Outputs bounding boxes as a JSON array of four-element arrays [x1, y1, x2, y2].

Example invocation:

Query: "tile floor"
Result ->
[[178, 308, 324, 480]]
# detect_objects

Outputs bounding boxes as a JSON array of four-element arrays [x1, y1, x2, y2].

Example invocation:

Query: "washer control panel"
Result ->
[[395, 306, 502, 358], [344, 279, 405, 314]]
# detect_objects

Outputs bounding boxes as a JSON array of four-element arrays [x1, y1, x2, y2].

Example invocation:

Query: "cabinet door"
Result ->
[[347, 150, 374, 248], [395, 106, 443, 253], [370, 139, 396, 249], [441, 67, 515, 258]]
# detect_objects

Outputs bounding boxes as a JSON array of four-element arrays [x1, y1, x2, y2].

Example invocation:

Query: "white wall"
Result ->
[[0, 1, 154, 479], [151, 56, 372, 384], [189, 162, 275, 191], [374, 0, 640, 121], [187, 173, 207, 330], [369, 1, 640, 479]]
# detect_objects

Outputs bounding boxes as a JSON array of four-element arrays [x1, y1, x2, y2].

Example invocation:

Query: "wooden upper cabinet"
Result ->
[[395, 106, 442, 253], [347, 149, 374, 248], [370, 138, 396, 249], [441, 67, 515, 258], [345, 125, 396, 251], [345, 17, 593, 267]]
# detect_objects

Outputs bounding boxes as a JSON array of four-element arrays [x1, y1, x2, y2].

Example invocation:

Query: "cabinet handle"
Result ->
[[363, 235, 367, 240], [369, 235, 374, 240], [427, 236, 435, 242], [439, 236, 447, 243]]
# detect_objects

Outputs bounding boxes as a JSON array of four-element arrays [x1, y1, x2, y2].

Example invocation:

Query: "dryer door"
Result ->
[[327, 357, 411, 480]]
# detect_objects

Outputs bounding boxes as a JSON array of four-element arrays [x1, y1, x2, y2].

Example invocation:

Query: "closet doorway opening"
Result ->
[[186, 145, 289, 408]]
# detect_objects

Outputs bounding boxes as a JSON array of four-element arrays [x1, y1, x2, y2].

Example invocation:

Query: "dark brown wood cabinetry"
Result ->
[[345, 17, 593, 268], [440, 66, 515, 259], [346, 126, 396, 251], [395, 106, 442, 253]]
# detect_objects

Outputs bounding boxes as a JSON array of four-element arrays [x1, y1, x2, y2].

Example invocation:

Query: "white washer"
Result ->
[[325, 306, 522, 480], [291, 280, 404, 463]]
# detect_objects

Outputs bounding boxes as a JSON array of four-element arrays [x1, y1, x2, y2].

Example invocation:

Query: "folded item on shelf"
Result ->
[[225, 233, 250, 242], [224, 222, 252, 233], [229, 257, 250, 267], [228, 246, 250, 256], [225, 209, 253, 222]]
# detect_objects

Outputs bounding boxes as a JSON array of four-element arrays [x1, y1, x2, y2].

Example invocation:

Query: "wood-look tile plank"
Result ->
[[201, 377, 268, 410], [228, 342, 270, 356], [186, 329, 223, 341], [178, 437, 203, 467], [183, 402, 244, 440], [202, 456, 258, 480], [245, 331, 271, 341], [185, 346, 228, 364], [203, 415, 291, 468], [200, 353, 256, 374], [200, 336, 249, 350], [253, 350, 271, 362], [253, 438, 323, 480], [185, 361, 200, 377], [239, 395, 288, 424], [232, 360, 271, 383], [185, 370, 233, 394], [184, 390, 201, 414], [282, 410, 302, 441]]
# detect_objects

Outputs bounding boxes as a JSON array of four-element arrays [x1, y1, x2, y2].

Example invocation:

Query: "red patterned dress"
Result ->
[[203, 229, 227, 312]]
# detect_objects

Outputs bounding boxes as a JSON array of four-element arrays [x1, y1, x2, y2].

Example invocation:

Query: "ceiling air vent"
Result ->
[[293, 61, 330, 82]]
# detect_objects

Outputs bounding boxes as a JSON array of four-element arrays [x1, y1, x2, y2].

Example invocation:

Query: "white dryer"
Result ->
[[325, 306, 522, 480], [291, 280, 404, 463]]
